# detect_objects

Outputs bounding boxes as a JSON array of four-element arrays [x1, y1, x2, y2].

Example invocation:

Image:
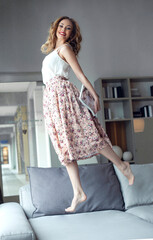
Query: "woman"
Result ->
[[41, 16, 134, 213]]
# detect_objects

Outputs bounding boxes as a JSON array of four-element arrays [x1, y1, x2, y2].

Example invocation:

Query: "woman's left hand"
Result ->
[[94, 95, 101, 113]]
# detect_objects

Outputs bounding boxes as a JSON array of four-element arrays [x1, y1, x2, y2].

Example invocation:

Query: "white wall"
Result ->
[[1, 0, 153, 81]]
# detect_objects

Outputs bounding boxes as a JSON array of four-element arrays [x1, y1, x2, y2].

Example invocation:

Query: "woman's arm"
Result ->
[[60, 45, 101, 113], [60, 45, 97, 99]]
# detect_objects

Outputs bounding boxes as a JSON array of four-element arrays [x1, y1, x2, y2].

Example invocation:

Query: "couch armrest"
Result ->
[[0, 202, 36, 240]]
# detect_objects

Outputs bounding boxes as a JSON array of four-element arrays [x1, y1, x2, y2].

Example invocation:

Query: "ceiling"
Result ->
[[0, 82, 30, 117]]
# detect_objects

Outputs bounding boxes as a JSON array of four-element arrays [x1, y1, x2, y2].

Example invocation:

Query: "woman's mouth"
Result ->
[[59, 32, 66, 36]]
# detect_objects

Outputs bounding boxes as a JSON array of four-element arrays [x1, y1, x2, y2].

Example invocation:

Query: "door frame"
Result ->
[[0, 72, 42, 203]]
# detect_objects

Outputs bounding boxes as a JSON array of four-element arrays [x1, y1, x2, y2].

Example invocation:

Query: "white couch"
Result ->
[[0, 163, 153, 240]]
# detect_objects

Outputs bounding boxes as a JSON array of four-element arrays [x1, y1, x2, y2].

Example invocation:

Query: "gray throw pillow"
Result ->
[[114, 163, 153, 209], [27, 163, 124, 217]]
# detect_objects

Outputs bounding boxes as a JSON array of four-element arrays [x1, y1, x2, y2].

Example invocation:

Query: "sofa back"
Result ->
[[20, 163, 153, 218], [20, 163, 124, 218]]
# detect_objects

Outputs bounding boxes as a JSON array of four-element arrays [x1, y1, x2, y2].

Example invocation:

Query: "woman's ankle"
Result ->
[[74, 189, 85, 197]]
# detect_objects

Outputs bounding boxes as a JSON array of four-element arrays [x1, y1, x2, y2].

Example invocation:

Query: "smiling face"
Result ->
[[56, 18, 73, 43]]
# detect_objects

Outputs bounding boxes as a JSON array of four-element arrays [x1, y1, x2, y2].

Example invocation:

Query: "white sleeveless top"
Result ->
[[41, 44, 71, 85]]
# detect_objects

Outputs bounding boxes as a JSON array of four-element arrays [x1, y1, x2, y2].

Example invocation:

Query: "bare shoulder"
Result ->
[[60, 43, 75, 56], [59, 43, 77, 65]]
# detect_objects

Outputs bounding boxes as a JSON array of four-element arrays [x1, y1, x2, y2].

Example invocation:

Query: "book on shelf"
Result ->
[[148, 105, 153, 117], [112, 86, 123, 98], [102, 87, 106, 98], [112, 87, 118, 98], [151, 86, 153, 97], [105, 86, 113, 98], [117, 86, 123, 98], [133, 111, 142, 118], [140, 105, 153, 117], [140, 106, 148, 117], [104, 86, 123, 98], [104, 108, 112, 120]]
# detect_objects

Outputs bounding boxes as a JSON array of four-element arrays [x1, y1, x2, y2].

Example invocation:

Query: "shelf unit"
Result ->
[[94, 77, 153, 164]]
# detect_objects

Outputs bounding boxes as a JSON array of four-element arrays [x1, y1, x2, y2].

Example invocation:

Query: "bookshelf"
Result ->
[[94, 77, 153, 164]]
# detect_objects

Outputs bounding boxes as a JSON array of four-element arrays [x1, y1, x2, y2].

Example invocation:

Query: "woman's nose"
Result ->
[[62, 27, 66, 32]]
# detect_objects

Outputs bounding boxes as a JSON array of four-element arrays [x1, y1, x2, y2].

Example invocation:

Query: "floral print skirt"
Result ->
[[43, 76, 112, 166]]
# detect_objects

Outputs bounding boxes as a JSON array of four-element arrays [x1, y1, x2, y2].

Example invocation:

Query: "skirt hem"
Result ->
[[60, 143, 111, 166]]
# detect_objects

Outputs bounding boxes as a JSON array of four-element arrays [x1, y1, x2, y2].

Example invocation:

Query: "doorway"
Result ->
[[0, 79, 52, 202]]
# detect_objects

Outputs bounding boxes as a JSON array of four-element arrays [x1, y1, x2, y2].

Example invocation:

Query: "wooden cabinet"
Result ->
[[94, 77, 153, 164]]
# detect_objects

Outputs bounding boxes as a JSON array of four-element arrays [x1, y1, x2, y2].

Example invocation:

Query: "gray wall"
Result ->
[[1, 0, 153, 166], [1, 0, 153, 89]]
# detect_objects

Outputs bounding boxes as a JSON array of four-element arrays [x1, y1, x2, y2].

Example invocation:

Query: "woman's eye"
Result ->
[[59, 25, 71, 30]]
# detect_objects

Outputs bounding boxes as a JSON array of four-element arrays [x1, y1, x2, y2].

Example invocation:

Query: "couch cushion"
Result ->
[[29, 210, 153, 240], [114, 163, 153, 209], [27, 163, 124, 217], [126, 204, 153, 224]]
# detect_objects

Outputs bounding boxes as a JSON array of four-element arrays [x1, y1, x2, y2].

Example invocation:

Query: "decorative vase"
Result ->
[[112, 146, 123, 159], [123, 151, 133, 161]]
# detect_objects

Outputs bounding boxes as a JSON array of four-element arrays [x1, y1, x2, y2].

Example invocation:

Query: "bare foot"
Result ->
[[65, 192, 87, 213], [122, 162, 135, 185]]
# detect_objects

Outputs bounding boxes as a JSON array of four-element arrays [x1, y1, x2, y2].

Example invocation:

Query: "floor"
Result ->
[[2, 164, 29, 196]]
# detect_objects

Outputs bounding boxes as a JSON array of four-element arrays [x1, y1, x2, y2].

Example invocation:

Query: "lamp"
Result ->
[[133, 119, 145, 133]]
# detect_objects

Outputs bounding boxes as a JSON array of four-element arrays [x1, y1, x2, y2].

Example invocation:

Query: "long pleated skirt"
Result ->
[[43, 76, 112, 166]]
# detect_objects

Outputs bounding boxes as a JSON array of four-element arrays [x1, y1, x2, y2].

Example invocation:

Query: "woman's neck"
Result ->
[[55, 39, 64, 47]]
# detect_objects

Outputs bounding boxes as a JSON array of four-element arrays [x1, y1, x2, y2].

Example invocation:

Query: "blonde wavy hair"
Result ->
[[41, 16, 82, 56]]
